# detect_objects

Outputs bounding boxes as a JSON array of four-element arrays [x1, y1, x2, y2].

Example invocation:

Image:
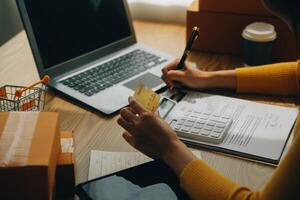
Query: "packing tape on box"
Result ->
[[61, 138, 74, 153], [0, 112, 39, 167]]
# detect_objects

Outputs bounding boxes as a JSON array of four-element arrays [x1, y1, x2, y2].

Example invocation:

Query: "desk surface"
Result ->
[[0, 20, 299, 191]]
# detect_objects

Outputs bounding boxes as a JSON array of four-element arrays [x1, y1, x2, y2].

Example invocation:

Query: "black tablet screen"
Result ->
[[76, 161, 191, 200]]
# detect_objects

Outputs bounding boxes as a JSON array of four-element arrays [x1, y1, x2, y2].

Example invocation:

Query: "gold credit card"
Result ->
[[133, 83, 160, 113]]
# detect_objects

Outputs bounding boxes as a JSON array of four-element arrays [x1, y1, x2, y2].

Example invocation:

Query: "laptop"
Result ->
[[16, 0, 174, 115]]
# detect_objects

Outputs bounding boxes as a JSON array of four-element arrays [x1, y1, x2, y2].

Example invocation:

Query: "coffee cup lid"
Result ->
[[242, 22, 276, 42]]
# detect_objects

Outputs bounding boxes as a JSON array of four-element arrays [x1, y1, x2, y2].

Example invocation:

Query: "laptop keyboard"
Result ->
[[61, 50, 166, 96]]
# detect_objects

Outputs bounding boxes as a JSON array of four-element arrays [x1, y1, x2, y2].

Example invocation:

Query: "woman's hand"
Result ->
[[162, 59, 237, 90], [117, 97, 196, 176], [162, 59, 213, 89]]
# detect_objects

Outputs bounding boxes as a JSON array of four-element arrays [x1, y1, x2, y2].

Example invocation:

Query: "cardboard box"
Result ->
[[198, 0, 272, 16], [0, 112, 61, 200], [187, 2, 299, 62], [55, 131, 75, 199]]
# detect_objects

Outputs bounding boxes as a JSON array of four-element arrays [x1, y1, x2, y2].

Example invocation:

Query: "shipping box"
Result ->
[[55, 131, 75, 199], [187, 0, 299, 62], [0, 112, 61, 200], [198, 0, 272, 16]]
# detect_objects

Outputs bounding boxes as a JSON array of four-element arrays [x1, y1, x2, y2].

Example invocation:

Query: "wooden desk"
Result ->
[[0, 20, 299, 191]]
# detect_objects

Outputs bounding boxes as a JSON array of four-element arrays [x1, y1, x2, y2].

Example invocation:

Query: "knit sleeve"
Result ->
[[180, 128, 300, 200], [179, 61, 300, 200], [179, 159, 259, 200], [235, 61, 300, 95]]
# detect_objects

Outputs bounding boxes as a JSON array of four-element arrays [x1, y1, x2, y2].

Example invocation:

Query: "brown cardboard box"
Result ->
[[0, 112, 61, 200], [55, 131, 75, 200], [187, 1, 299, 62], [199, 0, 272, 16]]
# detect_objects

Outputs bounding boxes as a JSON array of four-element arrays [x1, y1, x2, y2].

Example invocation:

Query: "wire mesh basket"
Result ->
[[0, 76, 50, 112]]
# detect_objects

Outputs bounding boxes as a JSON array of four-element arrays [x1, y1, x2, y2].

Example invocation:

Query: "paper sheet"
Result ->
[[88, 150, 202, 180], [165, 92, 299, 162]]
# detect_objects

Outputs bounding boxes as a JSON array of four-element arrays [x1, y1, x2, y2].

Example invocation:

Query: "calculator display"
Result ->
[[158, 97, 176, 119]]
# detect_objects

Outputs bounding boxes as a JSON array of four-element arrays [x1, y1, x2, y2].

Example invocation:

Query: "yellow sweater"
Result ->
[[180, 61, 300, 200]]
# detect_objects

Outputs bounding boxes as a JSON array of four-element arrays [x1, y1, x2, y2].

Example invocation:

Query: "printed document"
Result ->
[[165, 92, 299, 163]]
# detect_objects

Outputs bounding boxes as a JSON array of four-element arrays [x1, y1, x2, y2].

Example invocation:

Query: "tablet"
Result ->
[[75, 161, 191, 200]]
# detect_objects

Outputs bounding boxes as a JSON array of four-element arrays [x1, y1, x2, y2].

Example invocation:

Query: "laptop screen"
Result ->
[[23, 0, 132, 69]]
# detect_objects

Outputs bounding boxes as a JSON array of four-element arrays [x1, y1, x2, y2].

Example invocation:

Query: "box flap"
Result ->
[[198, 0, 272, 16], [0, 112, 61, 167], [28, 112, 60, 166]]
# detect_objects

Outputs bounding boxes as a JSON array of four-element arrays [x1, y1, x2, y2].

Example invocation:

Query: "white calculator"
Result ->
[[158, 97, 232, 144]]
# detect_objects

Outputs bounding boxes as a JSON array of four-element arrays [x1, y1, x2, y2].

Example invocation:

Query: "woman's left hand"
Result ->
[[117, 97, 196, 176]]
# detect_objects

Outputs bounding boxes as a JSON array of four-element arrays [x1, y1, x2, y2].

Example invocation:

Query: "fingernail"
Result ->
[[129, 96, 135, 103]]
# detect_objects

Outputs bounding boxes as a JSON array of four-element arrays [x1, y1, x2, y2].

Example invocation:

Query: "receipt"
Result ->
[[133, 83, 160, 113]]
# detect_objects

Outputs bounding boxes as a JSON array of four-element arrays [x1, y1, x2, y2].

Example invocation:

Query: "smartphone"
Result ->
[[75, 161, 191, 200], [158, 97, 177, 119]]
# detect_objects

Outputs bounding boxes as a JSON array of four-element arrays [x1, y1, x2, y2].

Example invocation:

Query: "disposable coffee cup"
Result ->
[[242, 22, 276, 66]]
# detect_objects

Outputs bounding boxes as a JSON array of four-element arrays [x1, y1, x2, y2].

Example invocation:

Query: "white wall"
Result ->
[[0, 0, 23, 46], [128, 0, 193, 24], [0, 0, 193, 46]]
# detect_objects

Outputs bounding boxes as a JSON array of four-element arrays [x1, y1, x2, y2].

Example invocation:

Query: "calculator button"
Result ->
[[203, 125, 213, 131], [200, 115, 209, 120], [197, 119, 206, 124], [177, 120, 185, 125], [184, 121, 194, 127], [222, 115, 232, 119], [210, 116, 220, 121], [170, 120, 177, 128], [174, 124, 182, 131], [190, 113, 199, 118], [200, 129, 210, 136], [211, 131, 221, 138], [213, 127, 223, 133], [206, 121, 216, 126], [184, 112, 190, 116], [218, 118, 228, 123], [216, 123, 226, 128], [181, 126, 191, 132], [202, 111, 212, 115], [187, 118, 196, 123], [194, 123, 204, 129], [190, 127, 201, 134]]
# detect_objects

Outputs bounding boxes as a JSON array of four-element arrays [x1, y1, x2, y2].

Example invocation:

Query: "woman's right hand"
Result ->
[[161, 60, 213, 90], [161, 59, 237, 90]]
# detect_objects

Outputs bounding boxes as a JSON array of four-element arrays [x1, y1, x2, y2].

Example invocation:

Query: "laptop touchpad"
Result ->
[[123, 73, 164, 91]]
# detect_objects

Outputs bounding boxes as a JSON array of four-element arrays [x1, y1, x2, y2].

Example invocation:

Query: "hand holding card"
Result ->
[[133, 83, 160, 113]]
